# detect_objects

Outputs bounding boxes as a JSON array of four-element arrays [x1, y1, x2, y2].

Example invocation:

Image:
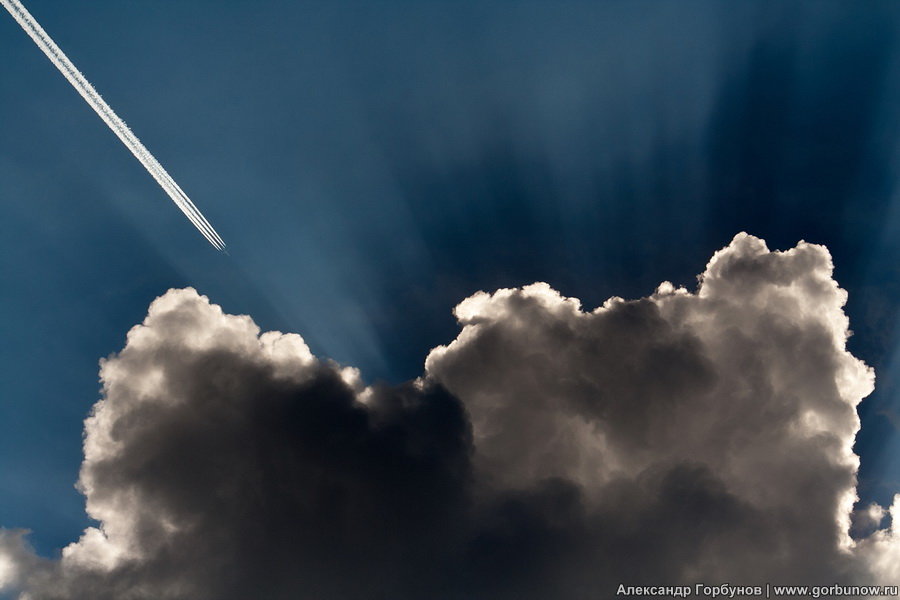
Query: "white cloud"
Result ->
[[2, 234, 898, 598], [0, 530, 41, 594], [855, 495, 900, 581]]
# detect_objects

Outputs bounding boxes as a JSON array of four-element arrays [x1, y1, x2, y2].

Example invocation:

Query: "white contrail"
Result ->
[[1, 0, 226, 250]]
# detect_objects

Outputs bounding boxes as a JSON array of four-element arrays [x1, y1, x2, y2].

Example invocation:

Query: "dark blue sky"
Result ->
[[2, 0, 900, 555]]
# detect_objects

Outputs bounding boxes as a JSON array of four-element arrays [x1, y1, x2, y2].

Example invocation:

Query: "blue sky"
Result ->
[[2, 0, 900, 558]]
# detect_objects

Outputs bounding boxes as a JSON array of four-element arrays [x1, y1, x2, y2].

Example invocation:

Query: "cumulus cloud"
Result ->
[[2, 233, 898, 599]]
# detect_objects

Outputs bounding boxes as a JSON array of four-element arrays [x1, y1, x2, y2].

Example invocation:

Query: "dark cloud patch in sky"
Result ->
[[2, 234, 898, 598]]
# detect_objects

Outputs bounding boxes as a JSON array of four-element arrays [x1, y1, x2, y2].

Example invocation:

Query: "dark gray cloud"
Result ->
[[1, 234, 897, 599]]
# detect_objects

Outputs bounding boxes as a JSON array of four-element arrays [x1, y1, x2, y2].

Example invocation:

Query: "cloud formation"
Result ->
[[2, 233, 898, 599]]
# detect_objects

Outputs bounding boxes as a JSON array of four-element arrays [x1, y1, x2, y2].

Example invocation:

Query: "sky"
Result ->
[[2, 0, 900, 596]]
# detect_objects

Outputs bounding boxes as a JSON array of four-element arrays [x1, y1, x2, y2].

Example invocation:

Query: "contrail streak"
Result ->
[[1, 0, 226, 250]]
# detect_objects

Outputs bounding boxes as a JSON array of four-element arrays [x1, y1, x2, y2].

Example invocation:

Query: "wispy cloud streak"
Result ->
[[1, 0, 226, 250]]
